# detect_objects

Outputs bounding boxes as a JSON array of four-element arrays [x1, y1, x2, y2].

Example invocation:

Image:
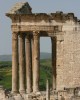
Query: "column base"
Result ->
[[26, 89, 32, 94], [19, 90, 26, 94], [33, 89, 39, 93], [11, 91, 19, 95]]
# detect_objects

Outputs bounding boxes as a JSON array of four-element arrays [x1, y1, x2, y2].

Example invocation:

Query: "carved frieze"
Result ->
[[11, 25, 62, 33]]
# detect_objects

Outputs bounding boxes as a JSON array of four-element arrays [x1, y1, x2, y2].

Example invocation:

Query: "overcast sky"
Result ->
[[0, 0, 80, 55]]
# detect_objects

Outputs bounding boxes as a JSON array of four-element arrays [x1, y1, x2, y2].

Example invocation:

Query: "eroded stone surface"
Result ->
[[7, 2, 32, 14]]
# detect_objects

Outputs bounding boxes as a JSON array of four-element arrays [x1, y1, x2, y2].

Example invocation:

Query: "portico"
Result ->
[[10, 30, 60, 94]]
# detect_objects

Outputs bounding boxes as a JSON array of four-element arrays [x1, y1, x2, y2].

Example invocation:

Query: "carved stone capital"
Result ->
[[19, 33, 25, 37], [26, 34, 31, 43], [33, 31, 40, 40], [51, 37, 57, 42], [26, 34, 31, 38], [12, 32, 18, 40]]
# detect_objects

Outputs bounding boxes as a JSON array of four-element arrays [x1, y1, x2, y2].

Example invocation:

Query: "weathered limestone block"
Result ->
[[13, 94, 23, 100], [0, 86, 9, 100], [71, 96, 80, 100], [8, 97, 15, 100]]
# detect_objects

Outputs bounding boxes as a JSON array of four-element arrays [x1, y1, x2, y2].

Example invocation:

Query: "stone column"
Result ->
[[26, 35, 32, 93], [19, 33, 26, 93], [32, 37, 34, 73], [46, 80, 50, 100], [31, 37, 34, 92], [12, 32, 19, 93], [51, 37, 56, 90], [33, 31, 40, 93], [56, 36, 64, 90]]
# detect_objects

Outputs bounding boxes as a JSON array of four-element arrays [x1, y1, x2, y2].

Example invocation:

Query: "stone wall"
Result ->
[[57, 31, 80, 90]]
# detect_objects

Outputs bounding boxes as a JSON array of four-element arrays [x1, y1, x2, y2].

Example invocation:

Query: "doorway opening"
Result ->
[[40, 37, 52, 91]]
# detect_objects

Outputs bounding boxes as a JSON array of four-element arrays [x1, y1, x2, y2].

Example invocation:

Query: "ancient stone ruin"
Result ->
[[1, 1, 80, 100]]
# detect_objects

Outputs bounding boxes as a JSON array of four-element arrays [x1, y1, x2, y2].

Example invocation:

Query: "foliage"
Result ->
[[40, 59, 52, 90], [0, 59, 52, 91], [0, 61, 12, 68]]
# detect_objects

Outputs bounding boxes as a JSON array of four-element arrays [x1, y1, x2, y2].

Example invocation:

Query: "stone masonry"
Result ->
[[2, 1, 80, 100]]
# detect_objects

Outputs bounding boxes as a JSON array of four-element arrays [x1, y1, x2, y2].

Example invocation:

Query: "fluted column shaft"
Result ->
[[26, 35, 32, 93], [51, 37, 56, 90], [12, 32, 19, 93], [19, 33, 26, 93], [33, 32, 40, 93]]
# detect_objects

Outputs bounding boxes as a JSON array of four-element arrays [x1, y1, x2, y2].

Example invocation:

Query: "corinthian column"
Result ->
[[26, 35, 32, 93], [51, 37, 56, 90], [33, 31, 40, 93], [12, 32, 19, 93], [19, 33, 26, 93], [32, 37, 34, 74]]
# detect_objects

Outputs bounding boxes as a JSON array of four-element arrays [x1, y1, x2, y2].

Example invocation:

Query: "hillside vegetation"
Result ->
[[0, 53, 51, 61], [0, 59, 52, 90]]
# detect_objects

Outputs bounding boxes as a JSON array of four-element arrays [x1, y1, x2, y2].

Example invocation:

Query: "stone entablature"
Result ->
[[11, 25, 62, 34], [6, 13, 80, 32]]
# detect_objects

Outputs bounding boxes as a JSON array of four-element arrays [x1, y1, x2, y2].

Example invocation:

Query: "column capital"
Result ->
[[12, 31, 19, 35], [26, 34, 32, 44], [26, 34, 31, 38], [51, 37, 56, 41], [12, 32, 18, 39], [33, 31, 40, 40], [19, 33, 26, 37]]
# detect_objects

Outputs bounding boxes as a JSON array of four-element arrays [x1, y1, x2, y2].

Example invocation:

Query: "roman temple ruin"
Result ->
[[2, 1, 80, 100]]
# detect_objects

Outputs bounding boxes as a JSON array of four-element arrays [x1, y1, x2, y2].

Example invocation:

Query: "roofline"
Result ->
[[6, 12, 79, 22]]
